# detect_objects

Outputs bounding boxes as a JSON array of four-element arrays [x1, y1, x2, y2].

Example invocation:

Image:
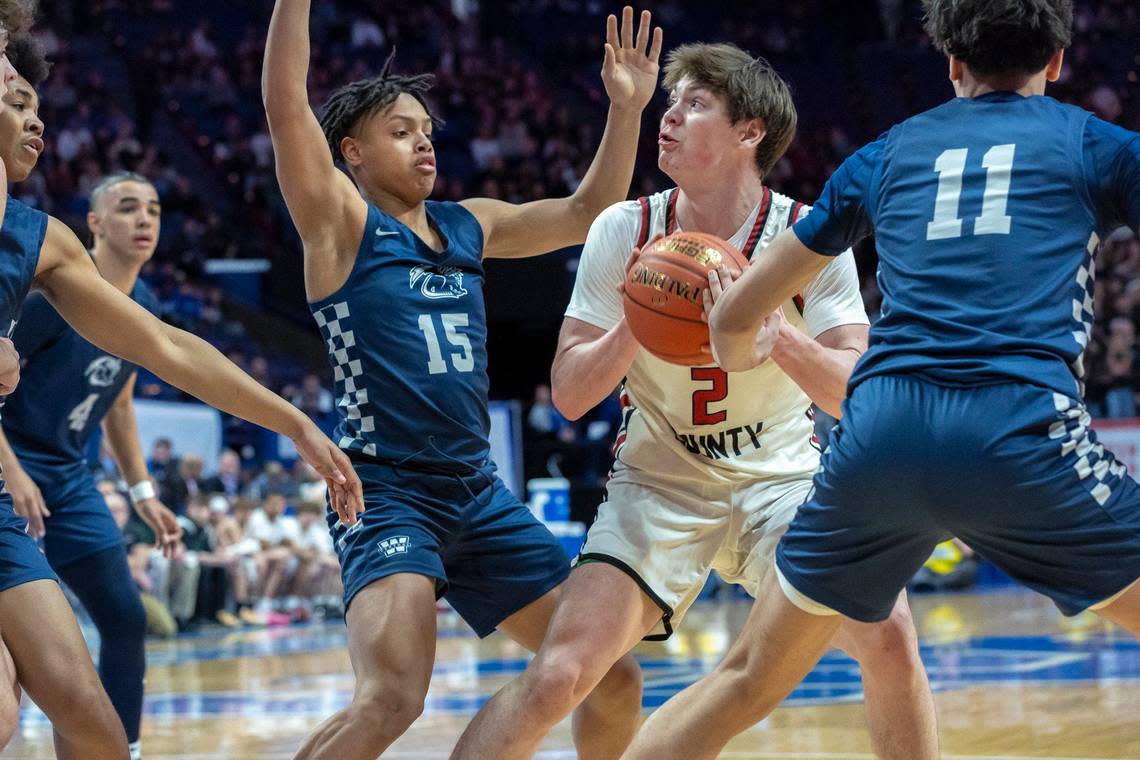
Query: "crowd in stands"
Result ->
[[95, 440, 342, 635]]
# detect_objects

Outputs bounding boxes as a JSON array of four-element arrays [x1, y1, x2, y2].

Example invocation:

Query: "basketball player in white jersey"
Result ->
[[451, 43, 938, 760]]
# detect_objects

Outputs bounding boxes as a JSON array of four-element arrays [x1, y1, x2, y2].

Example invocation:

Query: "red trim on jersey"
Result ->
[[805, 407, 822, 452], [636, 197, 651, 248], [792, 293, 805, 316], [790, 201, 807, 224], [665, 188, 680, 235], [611, 387, 634, 458], [742, 187, 772, 260]]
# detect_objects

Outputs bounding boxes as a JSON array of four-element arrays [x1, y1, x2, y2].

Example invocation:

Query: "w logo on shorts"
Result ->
[[378, 536, 410, 557]]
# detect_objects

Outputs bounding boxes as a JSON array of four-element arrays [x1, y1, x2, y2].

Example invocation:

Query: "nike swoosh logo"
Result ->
[[375, 229, 399, 237]]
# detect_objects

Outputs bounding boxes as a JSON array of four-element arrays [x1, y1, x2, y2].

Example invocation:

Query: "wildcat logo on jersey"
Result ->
[[378, 535, 410, 558], [409, 266, 467, 300], [84, 356, 123, 387]]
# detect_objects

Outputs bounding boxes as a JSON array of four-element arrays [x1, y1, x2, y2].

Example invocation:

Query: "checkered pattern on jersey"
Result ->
[[1050, 392, 1126, 507], [313, 301, 376, 456], [1068, 232, 1099, 391]]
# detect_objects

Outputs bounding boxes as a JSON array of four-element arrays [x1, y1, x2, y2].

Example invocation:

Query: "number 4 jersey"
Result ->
[[4, 280, 158, 468], [795, 92, 1140, 399], [309, 202, 492, 469], [566, 188, 869, 481]]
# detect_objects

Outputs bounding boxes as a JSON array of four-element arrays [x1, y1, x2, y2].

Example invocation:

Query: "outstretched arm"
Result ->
[[462, 7, 662, 259], [34, 218, 364, 524], [262, 0, 367, 296]]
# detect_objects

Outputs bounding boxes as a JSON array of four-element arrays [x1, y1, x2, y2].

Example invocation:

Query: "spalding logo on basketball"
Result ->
[[623, 232, 749, 366]]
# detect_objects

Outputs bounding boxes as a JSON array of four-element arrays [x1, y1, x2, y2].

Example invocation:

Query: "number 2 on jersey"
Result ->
[[417, 313, 474, 375], [926, 144, 1016, 240], [691, 367, 728, 425]]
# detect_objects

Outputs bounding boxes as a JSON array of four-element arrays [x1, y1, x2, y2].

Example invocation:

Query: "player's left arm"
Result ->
[[33, 218, 364, 524], [768, 251, 869, 418], [461, 7, 661, 259], [101, 373, 183, 558]]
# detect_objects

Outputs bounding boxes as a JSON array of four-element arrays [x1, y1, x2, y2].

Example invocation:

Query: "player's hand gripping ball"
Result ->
[[623, 232, 749, 365]]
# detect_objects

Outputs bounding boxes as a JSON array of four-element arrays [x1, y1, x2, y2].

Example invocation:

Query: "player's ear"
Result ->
[[1044, 49, 1064, 83], [86, 210, 100, 239], [948, 55, 964, 85], [739, 117, 766, 151], [340, 136, 362, 168]]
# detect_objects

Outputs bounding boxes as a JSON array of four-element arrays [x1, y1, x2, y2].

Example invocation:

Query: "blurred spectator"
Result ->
[[202, 448, 244, 501], [289, 500, 343, 620], [246, 493, 301, 622]]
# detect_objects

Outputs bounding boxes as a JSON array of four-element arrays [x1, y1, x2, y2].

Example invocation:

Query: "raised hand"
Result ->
[[601, 6, 663, 113]]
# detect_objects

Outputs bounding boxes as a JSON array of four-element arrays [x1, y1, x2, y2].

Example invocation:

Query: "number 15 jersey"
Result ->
[[795, 92, 1140, 398], [310, 202, 491, 470], [566, 188, 869, 482]]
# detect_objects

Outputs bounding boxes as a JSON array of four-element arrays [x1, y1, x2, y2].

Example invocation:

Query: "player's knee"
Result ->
[[591, 652, 642, 709], [851, 605, 921, 672], [526, 651, 596, 719], [352, 682, 425, 735]]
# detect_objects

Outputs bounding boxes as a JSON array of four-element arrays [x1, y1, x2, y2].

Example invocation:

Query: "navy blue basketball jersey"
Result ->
[[3, 280, 158, 466], [310, 201, 491, 469], [795, 92, 1140, 397], [0, 199, 45, 341]]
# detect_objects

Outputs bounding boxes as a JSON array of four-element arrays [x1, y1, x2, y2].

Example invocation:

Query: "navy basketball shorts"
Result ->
[[22, 459, 124, 569], [329, 459, 570, 637], [776, 375, 1140, 622], [0, 491, 57, 593]]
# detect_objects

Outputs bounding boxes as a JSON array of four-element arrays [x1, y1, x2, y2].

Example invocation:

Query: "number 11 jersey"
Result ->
[[795, 91, 1140, 398]]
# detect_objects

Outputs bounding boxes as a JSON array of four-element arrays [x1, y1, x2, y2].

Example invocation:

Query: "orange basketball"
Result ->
[[622, 231, 749, 365]]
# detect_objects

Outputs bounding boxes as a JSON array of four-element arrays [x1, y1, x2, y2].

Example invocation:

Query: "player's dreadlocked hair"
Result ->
[[8, 34, 49, 86], [923, 0, 1072, 77], [319, 50, 442, 163], [0, 0, 36, 35]]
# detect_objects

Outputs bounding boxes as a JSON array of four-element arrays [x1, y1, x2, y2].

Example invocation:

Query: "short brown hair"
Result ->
[[0, 0, 36, 35], [663, 43, 797, 178]]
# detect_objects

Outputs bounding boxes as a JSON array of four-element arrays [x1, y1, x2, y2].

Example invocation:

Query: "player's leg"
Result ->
[[626, 570, 841, 760], [452, 563, 658, 760], [54, 547, 147, 754], [0, 637, 18, 749], [296, 460, 451, 759], [292, 573, 438, 760], [623, 376, 943, 759], [832, 592, 939, 760], [1094, 579, 1140, 632], [0, 580, 127, 759], [42, 479, 150, 756], [449, 472, 727, 760]]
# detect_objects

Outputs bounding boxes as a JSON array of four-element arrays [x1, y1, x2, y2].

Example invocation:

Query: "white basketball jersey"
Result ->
[[566, 187, 869, 482]]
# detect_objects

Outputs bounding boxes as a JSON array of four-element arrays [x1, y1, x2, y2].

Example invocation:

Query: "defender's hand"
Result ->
[[710, 308, 786, 372], [8, 465, 48, 539], [601, 7, 663, 113], [293, 423, 365, 526], [134, 498, 183, 560], [0, 337, 20, 394]]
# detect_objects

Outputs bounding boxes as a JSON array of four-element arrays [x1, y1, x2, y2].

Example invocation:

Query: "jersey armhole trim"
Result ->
[[636, 197, 651, 248]]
